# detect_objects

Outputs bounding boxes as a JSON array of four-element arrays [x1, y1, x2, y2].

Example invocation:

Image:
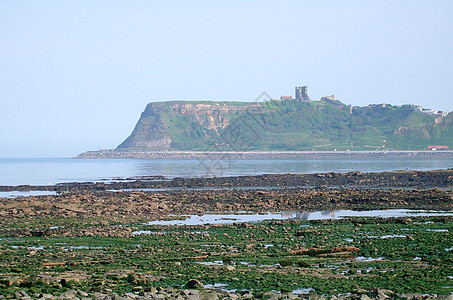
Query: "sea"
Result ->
[[1, 156, 453, 186]]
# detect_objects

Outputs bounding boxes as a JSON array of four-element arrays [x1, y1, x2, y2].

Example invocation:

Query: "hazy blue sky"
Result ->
[[1, 1, 452, 157]]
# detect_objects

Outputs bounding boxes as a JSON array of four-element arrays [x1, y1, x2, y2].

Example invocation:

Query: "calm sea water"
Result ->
[[1, 157, 452, 186]]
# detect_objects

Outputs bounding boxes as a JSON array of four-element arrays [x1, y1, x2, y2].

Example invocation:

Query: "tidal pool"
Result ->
[[69, 246, 105, 250], [0, 191, 57, 198], [196, 261, 224, 266], [11, 245, 45, 250], [355, 256, 384, 262], [140, 209, 453, 227], [379, 234, 407, 239], [203, 283, 228, 289], [110, 186, 453, 193]]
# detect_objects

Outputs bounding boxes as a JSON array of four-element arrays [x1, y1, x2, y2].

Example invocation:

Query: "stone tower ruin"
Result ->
[[295, 86, 311, 102]]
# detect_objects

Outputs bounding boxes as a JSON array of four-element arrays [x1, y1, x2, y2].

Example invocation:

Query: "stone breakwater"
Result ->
[[76, 150, 453, 159]]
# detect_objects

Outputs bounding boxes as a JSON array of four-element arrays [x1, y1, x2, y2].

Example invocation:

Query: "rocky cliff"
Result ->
[[117, 101, 263, 150], [117, 99, 453, 151]]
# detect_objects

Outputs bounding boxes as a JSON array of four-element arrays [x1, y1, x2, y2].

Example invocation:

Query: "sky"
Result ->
[[1, 1, 452, 157]]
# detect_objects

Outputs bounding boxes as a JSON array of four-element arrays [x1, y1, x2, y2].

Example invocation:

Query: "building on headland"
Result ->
[[280, 96, 292, 100], [295, 86, 311, 102], [421, 108, 445, 116], [412, 105, 423, 112], [408, 104, 447, 117], [368, 103, 387, 108], [427, 145, 450, 151], [320, 94, 343, 106], [320, 95, 335, 101]]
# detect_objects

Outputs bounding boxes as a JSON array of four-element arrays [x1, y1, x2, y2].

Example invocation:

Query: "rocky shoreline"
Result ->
[[1, 169, 452, 192], [1, 188, 452, 237], [1, 170, 452, 298]]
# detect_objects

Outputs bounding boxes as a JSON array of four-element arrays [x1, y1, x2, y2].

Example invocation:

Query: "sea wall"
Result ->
[[76, 149, 453, 159]]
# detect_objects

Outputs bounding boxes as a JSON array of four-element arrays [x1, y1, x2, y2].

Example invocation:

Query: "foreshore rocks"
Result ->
[[1, 169, 452, 192], [3, 287, 453, 299], [0, 187, 452, 238], [1, 170, 452, 297]]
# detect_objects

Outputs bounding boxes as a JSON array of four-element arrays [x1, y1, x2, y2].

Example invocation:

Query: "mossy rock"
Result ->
[[297, 260, 310, 268], [279, 259, 292, 267], [185, 279, 204, 289]]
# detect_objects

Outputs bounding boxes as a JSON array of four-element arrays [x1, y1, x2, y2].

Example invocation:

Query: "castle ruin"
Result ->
[[295, 86, 311, 102]]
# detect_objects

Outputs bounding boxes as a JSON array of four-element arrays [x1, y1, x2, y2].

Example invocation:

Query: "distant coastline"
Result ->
[[76, 149, 453, 159]]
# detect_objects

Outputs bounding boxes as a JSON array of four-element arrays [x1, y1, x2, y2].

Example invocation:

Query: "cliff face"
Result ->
[[117, 100, 453, 151], [117, 101, 260, 150], [117, 103, 171, 150]]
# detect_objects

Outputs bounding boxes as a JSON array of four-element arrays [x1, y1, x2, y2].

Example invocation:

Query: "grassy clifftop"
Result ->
[[117, 99, 453, 151]]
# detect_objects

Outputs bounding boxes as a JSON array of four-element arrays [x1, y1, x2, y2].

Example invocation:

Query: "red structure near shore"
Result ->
[[427, 145, 450, 150]]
